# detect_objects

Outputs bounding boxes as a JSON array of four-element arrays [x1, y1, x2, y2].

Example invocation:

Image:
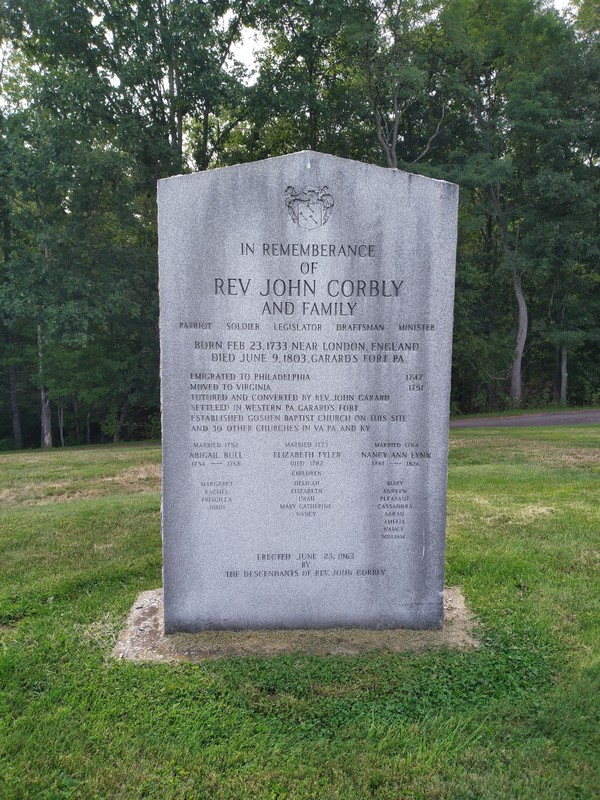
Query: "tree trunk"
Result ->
[[487, 186, 528, 410], [510, 269, 528, 408], [73, 399, 81, 443], [177, 110, 183, 166], [58, 404, 65, 447], [113, 398, 129, 444], [2, 198, 21, 447], [86, 411, 91, 445], [38, 325, 52, 448], [309, 107, 318, 151], [560, 346, 568, 404], [199, 106, 210, 171], [552, 346, 561, 403], [8, 359, 23, 449], [374, 105, 399, 169], [40, 385, 52, 448]]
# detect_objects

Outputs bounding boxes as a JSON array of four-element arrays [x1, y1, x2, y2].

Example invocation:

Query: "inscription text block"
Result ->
[[158, 152, 458, 631]]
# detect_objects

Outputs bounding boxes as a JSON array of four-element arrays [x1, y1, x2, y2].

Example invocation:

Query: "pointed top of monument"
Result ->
[[158, 149, 457, 191]]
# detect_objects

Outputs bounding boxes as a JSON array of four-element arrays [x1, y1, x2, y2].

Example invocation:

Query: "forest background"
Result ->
[[0, 0, 598, 449]]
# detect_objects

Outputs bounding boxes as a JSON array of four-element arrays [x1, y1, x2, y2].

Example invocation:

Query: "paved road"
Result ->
[[450, 409, 600, 428]]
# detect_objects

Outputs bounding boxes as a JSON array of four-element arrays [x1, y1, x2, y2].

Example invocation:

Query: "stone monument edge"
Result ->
[[156, 151, 459, 194], [157, 149, 459, 635]]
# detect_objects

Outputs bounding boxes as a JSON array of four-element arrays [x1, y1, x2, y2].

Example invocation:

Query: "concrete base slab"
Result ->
[[112, 587, 480, 662]]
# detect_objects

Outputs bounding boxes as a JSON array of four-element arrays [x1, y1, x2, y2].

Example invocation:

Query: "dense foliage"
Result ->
[[0, 0, 598, 448]]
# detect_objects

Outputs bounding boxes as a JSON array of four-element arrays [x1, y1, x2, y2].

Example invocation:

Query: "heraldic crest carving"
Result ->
[[285, 186, 334, 230]]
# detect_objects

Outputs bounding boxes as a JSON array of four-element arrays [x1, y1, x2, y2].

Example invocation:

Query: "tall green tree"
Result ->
[[5, 0, 249, 175], [221, 0, 377, 163], [438, 0, 592, 407], [0, 0, 598, 446], [1, 0, 250, 447], [363, 0, 450, 170]]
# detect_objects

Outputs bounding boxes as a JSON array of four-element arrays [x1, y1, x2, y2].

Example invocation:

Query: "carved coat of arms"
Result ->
[[285, 186, 334, 230]]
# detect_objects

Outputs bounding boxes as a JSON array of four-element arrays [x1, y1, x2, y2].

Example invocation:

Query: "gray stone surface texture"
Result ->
[[158, 151, 458, 632], [113, 587, 479, 661]]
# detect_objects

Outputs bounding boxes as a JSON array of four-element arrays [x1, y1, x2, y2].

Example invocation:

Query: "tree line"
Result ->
[[0, 0, 598, 448]]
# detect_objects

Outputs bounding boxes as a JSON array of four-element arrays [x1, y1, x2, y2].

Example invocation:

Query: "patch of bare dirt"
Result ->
[[0, 482, 74, 505], [514, 505, 555, 521], [93, 542, 114, 552], [79, 614, 124, 656], [1, 463, 161, 506], [559, 449, 600, 469], [102, 463, 161, 490]]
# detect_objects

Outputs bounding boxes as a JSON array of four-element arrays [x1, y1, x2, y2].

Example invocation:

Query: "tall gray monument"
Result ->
[[158, 152, 458, 632]]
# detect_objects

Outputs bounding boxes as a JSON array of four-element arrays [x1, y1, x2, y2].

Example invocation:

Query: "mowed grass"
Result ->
[[0, 430, 598, 800]]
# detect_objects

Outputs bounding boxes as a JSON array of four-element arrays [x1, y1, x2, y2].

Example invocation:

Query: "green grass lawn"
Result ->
[[0, 430, 598, 799]]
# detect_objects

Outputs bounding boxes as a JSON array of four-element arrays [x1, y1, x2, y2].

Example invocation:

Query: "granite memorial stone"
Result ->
[[158, 151, 458, 632]]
